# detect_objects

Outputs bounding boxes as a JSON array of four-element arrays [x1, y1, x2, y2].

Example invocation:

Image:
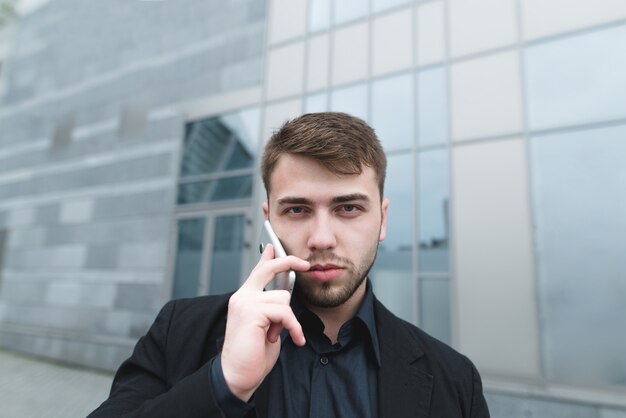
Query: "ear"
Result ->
[[379, 198, 389, 242], [262, 201, 269, 220]]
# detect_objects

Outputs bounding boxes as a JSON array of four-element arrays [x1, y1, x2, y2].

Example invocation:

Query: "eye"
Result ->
[[338, 204, 362, 216], [285, 206, 307, 216]]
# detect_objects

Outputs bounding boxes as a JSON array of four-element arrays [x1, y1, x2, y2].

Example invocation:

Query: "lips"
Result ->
[[307, 264, 344, 282]]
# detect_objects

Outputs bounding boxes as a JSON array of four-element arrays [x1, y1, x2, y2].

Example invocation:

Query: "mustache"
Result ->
[[305, 251, 353, 267]]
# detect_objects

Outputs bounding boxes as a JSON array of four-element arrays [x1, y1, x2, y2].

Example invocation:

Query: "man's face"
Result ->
[[263, 154, 388, 308]]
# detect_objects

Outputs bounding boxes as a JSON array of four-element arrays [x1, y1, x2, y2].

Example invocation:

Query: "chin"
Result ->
[[298, 276, 364, 308]]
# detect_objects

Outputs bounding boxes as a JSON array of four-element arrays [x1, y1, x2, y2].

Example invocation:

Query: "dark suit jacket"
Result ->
[[90, 293, 490, 417]]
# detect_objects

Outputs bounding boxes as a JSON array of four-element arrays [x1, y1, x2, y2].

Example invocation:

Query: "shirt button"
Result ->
[[320, 356, 329, 365]]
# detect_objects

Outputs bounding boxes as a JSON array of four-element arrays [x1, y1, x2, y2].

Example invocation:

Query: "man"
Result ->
[[90, 112, 490, 417]]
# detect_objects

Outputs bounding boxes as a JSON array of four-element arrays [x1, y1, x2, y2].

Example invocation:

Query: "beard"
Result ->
[[295, 240, 379, 308]]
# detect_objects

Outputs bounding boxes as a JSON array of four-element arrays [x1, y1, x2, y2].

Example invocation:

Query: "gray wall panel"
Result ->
[[43, 218, 170, 247]]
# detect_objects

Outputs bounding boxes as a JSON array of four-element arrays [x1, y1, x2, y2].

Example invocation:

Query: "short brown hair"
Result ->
[[261, 112, 387, 198]]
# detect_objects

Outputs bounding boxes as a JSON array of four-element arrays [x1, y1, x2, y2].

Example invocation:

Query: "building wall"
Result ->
[[0, 0, 266, 370], [1, 0, 625, 417]]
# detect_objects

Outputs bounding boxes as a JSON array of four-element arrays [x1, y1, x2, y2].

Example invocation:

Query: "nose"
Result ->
[[306, 214, 337, 251]]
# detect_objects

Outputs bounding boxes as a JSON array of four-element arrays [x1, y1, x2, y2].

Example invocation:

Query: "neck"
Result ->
[[304, 280, 367, 343]]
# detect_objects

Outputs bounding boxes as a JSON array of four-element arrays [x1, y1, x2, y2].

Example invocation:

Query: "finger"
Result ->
[[260, 305, 306, 346], [259, 243, 275, 262], [267, 322, 282, 343], [257, 289, 292, 306], [246, 255, 310, 291]]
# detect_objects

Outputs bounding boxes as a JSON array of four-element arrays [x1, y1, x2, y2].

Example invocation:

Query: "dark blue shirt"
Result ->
[[211, 280, 380, 418]]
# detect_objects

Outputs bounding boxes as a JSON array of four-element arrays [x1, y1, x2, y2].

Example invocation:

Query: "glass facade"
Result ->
[[177, 109, 260, 206], [416, 67, 448, 147], [256, 1, 626, 411], [208, 214, 247, 295], [171, 108, 260, 298], [531, 125, 626, 387], [525, 24, 626, 130], [417, 150, 449, 273], [371, 74, 414, 152], [370, 153, 414, 323], [171, 218, 205, 299]]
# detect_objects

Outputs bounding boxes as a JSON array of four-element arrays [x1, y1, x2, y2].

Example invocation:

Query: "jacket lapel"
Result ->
[[375, 299, 433, 418]]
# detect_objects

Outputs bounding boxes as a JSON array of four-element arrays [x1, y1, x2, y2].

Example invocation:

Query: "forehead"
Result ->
[[268, 154, 378, 201]]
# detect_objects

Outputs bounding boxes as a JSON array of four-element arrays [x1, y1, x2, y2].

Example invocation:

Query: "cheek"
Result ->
[[348, 221, 381, 247], [280, 232, 305, 256]]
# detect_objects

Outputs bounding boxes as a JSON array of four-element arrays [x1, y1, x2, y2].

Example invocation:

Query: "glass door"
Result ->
[[170, 209, 252, 299]]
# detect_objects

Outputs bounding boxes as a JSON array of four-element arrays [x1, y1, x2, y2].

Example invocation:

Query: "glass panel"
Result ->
[[310, 0, 330, 32], [525, 24, 626, 130], [307, 34, 329, 91], [522, 0, 626, 42], [416, 2, 445, 65], [419, 277, 451, 345], [371, 10, 412, 76], [181, 108, 260, 177], [417, 67, 448, 146], [267, 42, 305, 101], [209, 215, 246, 294], [172, 218, 205, 299], [268, 0, 307, 44], [305, 92, 328, 113], [370, 153, 414, 323], [448, 0, 517, 57], [418, 150, 449, 272], [372, 73, 414, 152], [373, 0, 411, 14], [330, 83, 368, 122], [450, 51, 523, 141], [531, 124, 626, 387], [334, 0, 368, 25], [177, 175, 253, 205], [332, 23, 369, 85]]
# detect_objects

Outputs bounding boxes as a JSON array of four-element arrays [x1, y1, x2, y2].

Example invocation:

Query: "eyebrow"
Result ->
[[331, 193, 370, 204], [277, 197, 313, 206], [276, 193, 370, 206]]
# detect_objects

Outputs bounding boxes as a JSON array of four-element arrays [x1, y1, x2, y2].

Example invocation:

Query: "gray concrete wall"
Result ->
[[0, 0, 266, 371]]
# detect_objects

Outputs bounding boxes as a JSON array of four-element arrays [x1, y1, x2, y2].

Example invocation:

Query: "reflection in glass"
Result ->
[[330, 83, 368, 122], [380, 153, 413, 253], [372, 73, 414, 152], [418, 150, 449, 272], [209, 215, 246, 294], [177, 175, 253, 205], [181, 111, 258, 177], [417, 67, 448, 146], [525, 24, 626, 130], [180, 108, 259, 177], [419, 277, 451, 345], [334, 1, 368, 25], [531, 124, 626, 387], [305, 92, 328, 113], [309, 0, 330, 32], [172, 218, 205, 299], [370, 153, 414, 324], [176, 109, 257, 206]]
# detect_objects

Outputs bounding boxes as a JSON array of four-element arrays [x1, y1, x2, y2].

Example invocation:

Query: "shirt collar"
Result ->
[[289, 279, 381, 366]]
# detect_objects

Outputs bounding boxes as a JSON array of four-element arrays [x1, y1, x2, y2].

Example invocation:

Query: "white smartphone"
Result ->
[[259, 220, 296, 293]]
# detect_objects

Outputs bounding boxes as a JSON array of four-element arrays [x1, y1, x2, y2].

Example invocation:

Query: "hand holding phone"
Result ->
[[221, 223, 308, 402], [259, 220, 296, 293]]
